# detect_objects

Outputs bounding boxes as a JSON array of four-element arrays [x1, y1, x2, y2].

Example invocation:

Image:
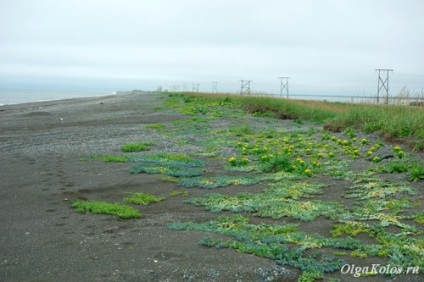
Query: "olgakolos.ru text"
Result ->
[[341, 264, 420, 277]]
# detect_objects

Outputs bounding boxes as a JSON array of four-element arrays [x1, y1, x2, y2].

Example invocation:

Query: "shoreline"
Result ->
[[0, 89, 150, 108], [0, 90, 150, 112]]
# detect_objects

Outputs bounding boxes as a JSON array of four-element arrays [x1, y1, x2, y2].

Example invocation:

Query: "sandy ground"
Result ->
[[0, 93, 298, 281]]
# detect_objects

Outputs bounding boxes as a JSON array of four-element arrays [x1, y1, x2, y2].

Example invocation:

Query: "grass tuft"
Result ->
[[124, 192, 165, 205], [121, 142, 155, 152], [72, 200, 141, 219]]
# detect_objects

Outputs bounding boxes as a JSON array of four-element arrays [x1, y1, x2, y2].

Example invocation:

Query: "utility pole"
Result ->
[[182, 83, 188, 92], [240, 80, 252, 95], [278, 77, 290, 99], [212, 82, 218, 94], [375, 69, 393, 104]]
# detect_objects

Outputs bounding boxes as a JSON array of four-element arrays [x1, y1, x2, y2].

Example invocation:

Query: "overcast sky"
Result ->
[[1, 0, 423, 96]]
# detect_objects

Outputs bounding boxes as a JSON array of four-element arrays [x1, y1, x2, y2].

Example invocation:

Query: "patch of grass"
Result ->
[[180, 93, 424, 151], [124, 192, 165, 205], [101, 155, 132, 163], [130, 153, 205, 178], [169, 215, 353, 276], [121, 142, 155, 152], [178, 176, 262, 189], [131, 153, 205, 167], [184, 181, 341, 221], [146, 123, 166, 132], [131, 164, 204, 178], [158, 176, 180, 183], [409, 164, 424, 182], [72, 200, 141, 219]]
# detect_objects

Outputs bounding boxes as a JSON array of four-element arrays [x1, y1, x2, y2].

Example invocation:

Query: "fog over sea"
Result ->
[[0, 88, 117, 106]]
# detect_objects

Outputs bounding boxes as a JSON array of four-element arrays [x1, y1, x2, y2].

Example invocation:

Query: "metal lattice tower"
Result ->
[[240, 80, 251, 95], [375, 69, 393, 104], [212, 82, 218, 94], [278, 77, 290, 99], [192, 83, 200, 93]]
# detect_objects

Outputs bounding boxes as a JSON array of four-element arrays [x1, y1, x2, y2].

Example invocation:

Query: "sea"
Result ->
[[0, 88, 118, 106]]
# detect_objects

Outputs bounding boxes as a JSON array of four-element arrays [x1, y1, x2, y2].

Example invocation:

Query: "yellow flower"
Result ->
[[372, 156, 381, 163], [228, 157, 237, 166], [361, 138, 368, 145], [241, 158, 249, 165], [396, 150, 405, 158]]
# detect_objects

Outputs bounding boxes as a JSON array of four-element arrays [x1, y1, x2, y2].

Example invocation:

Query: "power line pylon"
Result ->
[[278, 77, 290, 99], [240, 80, 251, 95], [192, 83, 200, 93], [212, 82, 218, 94], [375, 69, 393, 104]]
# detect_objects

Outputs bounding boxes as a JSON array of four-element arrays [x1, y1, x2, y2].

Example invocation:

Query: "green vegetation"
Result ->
[[121, 142, 155, 152], [177, 93, 424, 151], [409, 164, 424, 182], [170, 215, 353, 274], [76, 93, 424, 280], [130, 153, 205, 178], [124, 192, 165, 205], [178, 175, 263, 189], [146, 123, 166, 132], [72, 200, 141, 219], [101, 155, 131, 163]]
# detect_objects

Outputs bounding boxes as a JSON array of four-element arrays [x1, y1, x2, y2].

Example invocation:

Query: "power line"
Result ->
[[375, 69, 393, 104]]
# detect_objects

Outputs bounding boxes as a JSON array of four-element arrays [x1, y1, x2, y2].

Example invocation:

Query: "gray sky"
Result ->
[[1, 0, 423, 96]]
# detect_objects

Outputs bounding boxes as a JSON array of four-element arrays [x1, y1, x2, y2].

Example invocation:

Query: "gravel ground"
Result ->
[[0, 92, 298, 281]]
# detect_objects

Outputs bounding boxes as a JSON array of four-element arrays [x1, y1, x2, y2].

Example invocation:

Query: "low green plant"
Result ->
[[131, 164, 204, 178], [158, 176, 180, 183], [72, 200, 141, 219], [170, 191, 189, 197], [121, 142, 155, 152], [124, 192, 165, 205], [408, 164, 424, 182], [146, 123, 166, 132], [170, 215, 352, 275], [184, 182, 342, 221], [130, 153, 205, 178], [178, 175, 262, 189], [101, 155, 132, 163], [298, 270, 324, 282]]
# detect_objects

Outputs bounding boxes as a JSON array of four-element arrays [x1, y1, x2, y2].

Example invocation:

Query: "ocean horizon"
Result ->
[[0, 88, 119, 106]]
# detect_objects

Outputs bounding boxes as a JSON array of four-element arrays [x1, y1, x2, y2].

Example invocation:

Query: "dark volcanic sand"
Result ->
[[0, 93, 297, 281]]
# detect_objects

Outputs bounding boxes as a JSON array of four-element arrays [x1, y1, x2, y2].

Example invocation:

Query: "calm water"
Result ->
[[0, 89, 117, 106]]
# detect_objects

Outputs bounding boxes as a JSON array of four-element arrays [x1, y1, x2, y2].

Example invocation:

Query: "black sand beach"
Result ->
[[0, 93, 297, 281]]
